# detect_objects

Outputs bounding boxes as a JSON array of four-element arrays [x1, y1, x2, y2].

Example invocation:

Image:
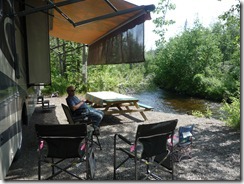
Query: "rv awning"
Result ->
[[17, 0, 155, 65], [48, 0, 154, 45], [49, 0, 155, 65]]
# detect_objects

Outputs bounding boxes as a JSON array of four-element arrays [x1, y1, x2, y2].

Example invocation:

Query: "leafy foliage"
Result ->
[[86, 64, 153, 94], [192, 106, 212, 119], [44, 37, 154, 96], [153, 0, 240, 129], [221, 96, 240, 129], [153, 12, 240, 102], [153, 0, 176, 46]]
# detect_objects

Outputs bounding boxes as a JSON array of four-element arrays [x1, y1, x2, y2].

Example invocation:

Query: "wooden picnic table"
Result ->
[[85, 91, 153, 121]]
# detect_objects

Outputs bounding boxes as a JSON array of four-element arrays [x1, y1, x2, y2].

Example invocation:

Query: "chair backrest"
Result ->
[[35, 124, 87, 158], [135, 119, 178, 158], [178, 124, 194, 144], [62, 103, 75, 124]]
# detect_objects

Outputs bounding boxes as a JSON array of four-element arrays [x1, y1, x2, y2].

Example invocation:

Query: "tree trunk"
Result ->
[[82, 45, 87, 83]]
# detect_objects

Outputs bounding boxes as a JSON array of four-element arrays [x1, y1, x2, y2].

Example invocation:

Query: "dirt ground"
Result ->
[[5, 96, 241, 181]]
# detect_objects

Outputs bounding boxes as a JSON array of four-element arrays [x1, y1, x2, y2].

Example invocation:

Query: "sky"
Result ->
[[127, 0, 237, 50]]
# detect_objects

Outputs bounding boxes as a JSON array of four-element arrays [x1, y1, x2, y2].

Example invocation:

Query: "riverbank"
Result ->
[[131, 88, 223, 119], [5, 96, 240, 180]]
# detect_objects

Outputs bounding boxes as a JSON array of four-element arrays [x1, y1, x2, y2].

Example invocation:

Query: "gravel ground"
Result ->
[[5, 96, 241, 181]]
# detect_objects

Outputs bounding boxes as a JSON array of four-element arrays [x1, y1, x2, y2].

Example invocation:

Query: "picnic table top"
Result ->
[[86, 91, 138, 106]]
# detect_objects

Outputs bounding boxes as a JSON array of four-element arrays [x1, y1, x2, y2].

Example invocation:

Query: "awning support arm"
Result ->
[[11, 0, 84, 17], [104, 0, 118, 12], [74, 4, 155, 27], [48, 0, 76, 27]]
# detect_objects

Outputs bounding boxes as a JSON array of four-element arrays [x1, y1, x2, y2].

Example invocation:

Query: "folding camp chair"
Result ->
[[61, 103, 89, 125], [61, 103, 102, 150], [114, 119, 178, 180], [35, 124, 96, 180], [169, 124, 194, 162]]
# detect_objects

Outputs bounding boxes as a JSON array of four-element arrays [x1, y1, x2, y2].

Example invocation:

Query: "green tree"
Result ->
[[45, 37, 154, 95], [153, 0, 240, 102], [153, 0, 176, 47], [154, 21, 225, 100], [218, 0, 240, 129], [218, 0, 240, 99]]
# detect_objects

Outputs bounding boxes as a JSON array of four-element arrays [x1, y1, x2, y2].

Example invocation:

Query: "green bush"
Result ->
[[86, 63, 152, 94], [221, 97, 240, 129], [41, 76, 68, 96], [192, 110, 205, 118], [192, 106, 212, 119]]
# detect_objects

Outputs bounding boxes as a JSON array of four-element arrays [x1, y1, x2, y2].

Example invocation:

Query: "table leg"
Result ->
[[116, 104, 123, 111], [134, 102, 148, 121], [125, 106, 130, 112], [116, 104, 132, 114], [104, 103, 112, 111]]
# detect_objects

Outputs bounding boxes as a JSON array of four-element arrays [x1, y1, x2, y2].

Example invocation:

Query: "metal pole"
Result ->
[[82, 44, 87, 84]]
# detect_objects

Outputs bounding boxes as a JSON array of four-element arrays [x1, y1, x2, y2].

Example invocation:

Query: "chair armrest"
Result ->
[[73, 116, 84, 121], [114, 134, 133, 145]]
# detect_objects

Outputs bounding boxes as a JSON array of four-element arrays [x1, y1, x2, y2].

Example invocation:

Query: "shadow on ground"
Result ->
[[5, 101, 240, 181]]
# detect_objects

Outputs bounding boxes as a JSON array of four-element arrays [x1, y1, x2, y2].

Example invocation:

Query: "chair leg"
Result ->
[[85, 139, 90, 180], [94, 135, 102, 150], [52, 158, 55, 176], [113, 134, 117, 180], [171, 156, 174, 180], [90, 124, 102, 150], [38, 160, 41, 180], [135, 156, 138, 180]]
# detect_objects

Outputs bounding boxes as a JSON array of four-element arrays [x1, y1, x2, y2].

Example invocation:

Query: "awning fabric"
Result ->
[[49, 0, 153, 45], [21, 0, 155, 65], [49, 0, 155, 65], [88, 15, 147, 65]]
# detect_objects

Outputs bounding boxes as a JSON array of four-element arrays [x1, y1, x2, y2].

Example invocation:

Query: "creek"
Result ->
[[132, 88, 223, 119]]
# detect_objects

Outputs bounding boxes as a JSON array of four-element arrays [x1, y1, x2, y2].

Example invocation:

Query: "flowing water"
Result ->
[[132, 89, 223, 119]]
